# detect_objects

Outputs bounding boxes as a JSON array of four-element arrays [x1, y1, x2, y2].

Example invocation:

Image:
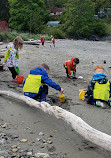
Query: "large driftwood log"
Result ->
[[24, 41, 40, 45], [0, 90, 111, 151]]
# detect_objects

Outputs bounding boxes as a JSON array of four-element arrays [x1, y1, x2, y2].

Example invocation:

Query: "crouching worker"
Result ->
[[84, 65, 111, 108], [23, 63, 63, 102], [63, 57, 79, 79]]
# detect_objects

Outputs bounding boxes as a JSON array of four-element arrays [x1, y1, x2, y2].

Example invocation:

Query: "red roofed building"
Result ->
[[50, 8, 64, 19]]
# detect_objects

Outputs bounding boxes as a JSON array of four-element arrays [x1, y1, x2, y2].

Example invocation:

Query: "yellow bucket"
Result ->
[[79, 89, 87, 100], [59, 93, 65, 103]]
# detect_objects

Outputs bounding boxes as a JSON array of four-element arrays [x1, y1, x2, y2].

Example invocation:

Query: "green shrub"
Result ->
[[0, 31, 52, 42], [0, 32, 7, 42], [52, 28, 65, 39], [104, 15, 111, 24], [41, 26, 51, 36], [6, 31, 18, 41], [0, 31, 23, 42], [91, 20, 107, 37], [62, 19, 108, 38], [79, 25, 93, 37], [106, 24, 111, 34]]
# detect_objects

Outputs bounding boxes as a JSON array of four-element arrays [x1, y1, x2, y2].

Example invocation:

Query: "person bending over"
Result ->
[[63, 57, 79, 79], [23, 63, 63, 102]]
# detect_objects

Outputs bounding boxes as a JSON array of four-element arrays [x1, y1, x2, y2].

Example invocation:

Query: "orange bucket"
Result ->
[[17, 75, 24, 84]]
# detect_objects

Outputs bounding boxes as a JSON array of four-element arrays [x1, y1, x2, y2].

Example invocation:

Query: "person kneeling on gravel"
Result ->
[[84, 65, 111, 108], [23, 63, 63, 102], [63, 57, 79, 79]]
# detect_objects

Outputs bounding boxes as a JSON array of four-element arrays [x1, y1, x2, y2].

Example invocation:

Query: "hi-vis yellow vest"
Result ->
[[93, 81, 110, 101], [23, 74, 42, 93]]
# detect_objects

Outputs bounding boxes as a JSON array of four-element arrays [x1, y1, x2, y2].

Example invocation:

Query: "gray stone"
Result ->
[[27, 151, 33, 156], [39, 132, 44, 136], [0, 150, 8, 156], [0, 139, 6, 145], [47, 146, 56, 152], [35, 152, 50, 158]]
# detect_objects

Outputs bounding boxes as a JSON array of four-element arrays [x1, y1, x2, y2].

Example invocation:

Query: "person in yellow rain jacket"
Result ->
[[4, 36, 24, 82], [84, 65, 111, 108], [23, 63, 63, 102], [63, 57, 79, 79]]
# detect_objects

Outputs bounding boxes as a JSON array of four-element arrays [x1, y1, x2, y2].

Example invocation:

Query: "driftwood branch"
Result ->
[[0, 90, 111, 151]]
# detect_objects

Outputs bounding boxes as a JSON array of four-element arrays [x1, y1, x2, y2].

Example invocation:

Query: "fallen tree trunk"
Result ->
[[24, 41, 40, 45], [0, 90, 111, 151]]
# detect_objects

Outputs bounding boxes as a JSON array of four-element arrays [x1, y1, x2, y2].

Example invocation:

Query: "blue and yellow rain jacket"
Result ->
[[23, 67, 61, 98], [85, 73, 111, 101]]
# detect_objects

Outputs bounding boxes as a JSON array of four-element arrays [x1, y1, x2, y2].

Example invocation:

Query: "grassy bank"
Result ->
[[0, 31, 52, 42]]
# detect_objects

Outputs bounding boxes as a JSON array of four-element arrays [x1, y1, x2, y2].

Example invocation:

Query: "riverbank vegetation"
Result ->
[[0, 31, 52, 42]]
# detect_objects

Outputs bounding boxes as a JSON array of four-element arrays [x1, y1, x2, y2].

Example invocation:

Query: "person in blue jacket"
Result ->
[[84, 65, 111, 108], [23, 63, 63, 102]]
